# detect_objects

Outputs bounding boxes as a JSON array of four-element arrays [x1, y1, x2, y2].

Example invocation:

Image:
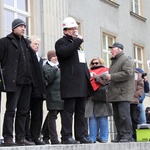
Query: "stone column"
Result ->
[[41, 0, 68, 58]]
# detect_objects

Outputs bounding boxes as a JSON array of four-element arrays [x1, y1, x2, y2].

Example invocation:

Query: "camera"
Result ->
[[142, 72, 147, 79]]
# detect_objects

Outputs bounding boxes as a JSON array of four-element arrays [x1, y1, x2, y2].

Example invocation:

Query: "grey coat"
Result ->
[[85, 96, 113, 118], [108, 51, 134, 102], [43, 62, 64, 110]]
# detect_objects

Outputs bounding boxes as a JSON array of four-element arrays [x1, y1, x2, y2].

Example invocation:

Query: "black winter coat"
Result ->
[[55, 35, 94, 99], [31, 57, 46, 99], [0, 33, 45, 94]]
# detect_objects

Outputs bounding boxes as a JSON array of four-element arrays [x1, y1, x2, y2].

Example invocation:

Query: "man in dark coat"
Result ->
[[25, 35, 46, 145], [0, 18, 44, 146], [55, 17, 94, 144]]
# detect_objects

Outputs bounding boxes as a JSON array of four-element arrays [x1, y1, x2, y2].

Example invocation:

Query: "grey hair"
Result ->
[[28, 35, 41, 42]]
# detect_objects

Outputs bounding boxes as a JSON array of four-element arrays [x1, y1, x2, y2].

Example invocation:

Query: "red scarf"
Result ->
[[89, 67, 109, 91]]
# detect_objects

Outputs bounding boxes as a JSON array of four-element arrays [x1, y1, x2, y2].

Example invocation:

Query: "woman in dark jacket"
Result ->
[[43, 50, 63, 144], [85, 57, 112, 143]]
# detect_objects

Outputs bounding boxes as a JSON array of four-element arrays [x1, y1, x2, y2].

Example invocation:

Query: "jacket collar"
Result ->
[[7, 33, 18, 48], [7, 32, 26, 48], [7, 32, 24, 40], [90, 64, 106, 70], [63, 34, 76, 42]]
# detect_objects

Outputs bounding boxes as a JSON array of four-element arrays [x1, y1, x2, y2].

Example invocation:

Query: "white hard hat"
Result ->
[[62, 17, 78, 29]]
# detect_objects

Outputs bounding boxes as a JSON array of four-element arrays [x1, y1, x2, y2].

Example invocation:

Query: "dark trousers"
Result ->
[[42, 110, 63, 142], [61, 98, 86, 141], [42, 113, 50, 140], [26, 97, 43, 140], [112, 101, 132, 140], [84, 117, 89, 138], [3, 85, 32, 141], [130, 104, 140, 140], [48, 110, 63, 142]]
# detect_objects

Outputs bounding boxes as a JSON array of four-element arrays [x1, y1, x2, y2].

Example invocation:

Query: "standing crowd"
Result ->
[[0, 17, 149, 146]]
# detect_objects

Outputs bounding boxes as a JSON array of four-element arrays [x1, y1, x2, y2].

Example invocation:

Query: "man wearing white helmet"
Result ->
[[55, 17, 94, 144]]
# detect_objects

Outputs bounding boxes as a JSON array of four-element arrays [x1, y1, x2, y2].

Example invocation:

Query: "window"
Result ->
[[76, 21, 83, 49], [102, 32, 116, 67], [4, 0, 31, 37], [133, 44, 144, 69], [102, 32, 117, 140], [131, 0, 141, 15], [76, 22, 81, 35]]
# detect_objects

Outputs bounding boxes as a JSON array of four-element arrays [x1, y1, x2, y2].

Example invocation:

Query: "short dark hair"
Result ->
[[63, 28, 68, 31]]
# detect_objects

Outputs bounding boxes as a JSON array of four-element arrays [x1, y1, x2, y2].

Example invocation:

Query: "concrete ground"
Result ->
[[0, 142, 150, 150]]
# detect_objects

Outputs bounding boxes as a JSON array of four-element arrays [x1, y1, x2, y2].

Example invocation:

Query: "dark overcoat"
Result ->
[[0, 33, 44, 94], [31, 57, 46, 99], [55, 35, 94, 99]]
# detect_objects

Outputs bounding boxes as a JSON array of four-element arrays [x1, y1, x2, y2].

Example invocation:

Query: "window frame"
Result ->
[[102, 32, 116, 67], [3, 0, 31, 37], [133, 44, 145, 70], [131, 0, 141, 15]]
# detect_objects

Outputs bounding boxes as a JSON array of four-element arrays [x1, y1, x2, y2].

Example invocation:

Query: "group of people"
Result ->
[[0, 16, 149, 147]]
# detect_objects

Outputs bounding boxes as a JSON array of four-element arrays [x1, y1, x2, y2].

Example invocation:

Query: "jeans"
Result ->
[[89, 115, 108, 142], [138, 103, 146, 124]]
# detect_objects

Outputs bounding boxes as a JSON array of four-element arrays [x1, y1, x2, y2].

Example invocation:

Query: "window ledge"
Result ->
[[130, 11, 147, 22], [101, 0, 119, 8]]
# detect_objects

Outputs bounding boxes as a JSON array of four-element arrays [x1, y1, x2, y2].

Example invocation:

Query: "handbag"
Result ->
[[92, 85, 108, 103]]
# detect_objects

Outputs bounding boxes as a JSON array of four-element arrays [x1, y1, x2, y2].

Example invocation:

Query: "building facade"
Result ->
[[0, 0, 150, 140]]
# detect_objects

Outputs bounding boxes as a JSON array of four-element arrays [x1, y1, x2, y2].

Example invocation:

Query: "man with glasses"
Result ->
[[55, 17, 94, 144]]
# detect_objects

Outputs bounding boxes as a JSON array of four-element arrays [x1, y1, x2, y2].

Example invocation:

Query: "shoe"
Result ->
[[43, 138, 50, 144], [85, 136, 90, 141], [111, 138, 120, 143], [26, 138, 33, 142], [33, 139, 45, 145], [96, 137, 100, 142], [62, 138, 78, 144], [16, 139, 35, 146], [119, 138, 134, 143], [2, 139, 17, 146], [51, 140, 61, 144], [79, 137, 93, 144], [97, 138, 107, 143]]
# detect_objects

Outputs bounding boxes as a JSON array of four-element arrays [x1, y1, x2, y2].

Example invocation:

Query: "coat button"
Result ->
[[12, 80, 15, 83], [15, 60, 18, 62]]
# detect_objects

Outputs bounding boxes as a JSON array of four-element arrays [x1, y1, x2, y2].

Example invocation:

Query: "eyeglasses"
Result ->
[[92, 62, 99, 65]]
